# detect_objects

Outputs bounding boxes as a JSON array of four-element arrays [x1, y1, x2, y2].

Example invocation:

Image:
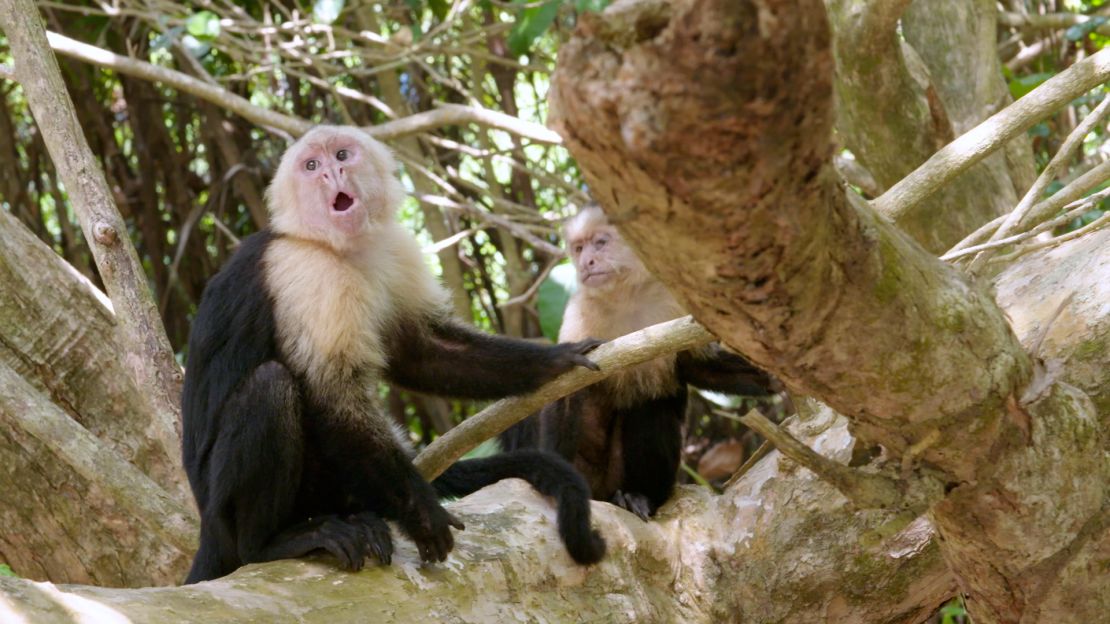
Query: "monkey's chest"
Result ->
[[265, 242, 395, 386]]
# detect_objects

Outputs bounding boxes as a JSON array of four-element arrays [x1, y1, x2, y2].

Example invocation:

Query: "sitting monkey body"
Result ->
[[182, 127, 604, 583], [503, 206, 777, 519]]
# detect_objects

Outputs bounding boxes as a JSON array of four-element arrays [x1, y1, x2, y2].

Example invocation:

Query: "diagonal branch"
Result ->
[[0, 0, 184, 437], [872, 47, 1110, 222], [414, 316, 713, 479]]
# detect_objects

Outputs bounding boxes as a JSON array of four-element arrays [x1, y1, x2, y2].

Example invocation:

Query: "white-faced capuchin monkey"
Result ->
[[181, 126, 607, 583], [501, 205, 778, 520]]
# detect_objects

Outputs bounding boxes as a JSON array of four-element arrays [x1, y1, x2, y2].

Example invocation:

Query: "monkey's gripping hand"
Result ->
[[400, 497, 466, 563], [549, 338, 603, 373]]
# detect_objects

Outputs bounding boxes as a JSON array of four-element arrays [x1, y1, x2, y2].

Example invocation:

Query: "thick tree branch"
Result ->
[[0, 208, 190, 504], [0, 0, 184, 440], [549, 0, 1105, 619], [415, 316, 713, 479]]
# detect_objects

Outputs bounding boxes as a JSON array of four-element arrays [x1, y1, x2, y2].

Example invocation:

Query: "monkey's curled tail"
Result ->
[[432, 450, 606, 565]]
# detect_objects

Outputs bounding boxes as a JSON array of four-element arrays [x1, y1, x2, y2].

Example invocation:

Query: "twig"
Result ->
[[872, 47, 1110, 223], [41, 31, 562, 144], [946, 157, 1110, 255], [423, 227, 484, 255], [722, 440, 773, 489], [737, 410, 902, 509], [414, 316, 716, 479], [941, 187, 1110, 261], [968, 94, 1110, 272], [499, 259, 560, 308], [368, 103, 562, 144], [990, 209, 1110, 265]]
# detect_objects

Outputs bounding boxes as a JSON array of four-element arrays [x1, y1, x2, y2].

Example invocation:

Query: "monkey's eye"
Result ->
[[336, 149, 349, 161], [573, 245, 584, 254], [305, 159, 319, 171]]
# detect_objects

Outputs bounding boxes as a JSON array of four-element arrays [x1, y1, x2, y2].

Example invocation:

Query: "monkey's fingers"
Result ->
[[572, 337, 604, 354], [571, 354, 601, 372], [447, 512, 465, 531], [612, 490, 652, 522]]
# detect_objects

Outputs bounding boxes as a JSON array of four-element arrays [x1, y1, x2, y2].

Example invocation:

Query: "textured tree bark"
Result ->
[[828, 0, 1034, 253], [548, 0, 1106, 621], [0, 209, 190, 505]]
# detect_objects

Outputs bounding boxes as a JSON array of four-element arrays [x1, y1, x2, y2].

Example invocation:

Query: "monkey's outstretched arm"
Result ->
[[676, 345, 780, 396], [386, 317, 600, 399]]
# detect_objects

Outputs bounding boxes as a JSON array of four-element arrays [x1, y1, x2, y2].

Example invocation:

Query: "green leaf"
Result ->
[[575, 0, 610, 12], [1065, 16, 1108, 41], [429, 0, 450, 22], [508, 0, 561, 57], [1009, 72, 1053, 100], [0, 564, 16, 578], [537, 261, 577, 341], [185, 10, 220, 40], [313, 0, 345, 24]]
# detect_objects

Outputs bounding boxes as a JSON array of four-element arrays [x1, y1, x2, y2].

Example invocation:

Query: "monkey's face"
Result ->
[[267, 126, 405, 250], [568, 224, 648, 292]]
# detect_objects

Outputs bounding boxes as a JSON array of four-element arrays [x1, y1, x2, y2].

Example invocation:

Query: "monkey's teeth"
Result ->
[[333, 192, 354, 212]]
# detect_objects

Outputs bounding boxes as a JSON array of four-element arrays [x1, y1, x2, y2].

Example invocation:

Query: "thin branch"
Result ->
[[968, 94, 1110, 271], [737, 410, 902, 509], [999, 11, 1110, 36], [941, 187, 1110, 261], [946, 157, 1110, 255], [368, 103, 562, 144], [414, 316, 715, 480], [499, 259, 559, 308], [990, 209, 1110, 265], [41, 31, 561, 143], [871, 47, 1110, 222]]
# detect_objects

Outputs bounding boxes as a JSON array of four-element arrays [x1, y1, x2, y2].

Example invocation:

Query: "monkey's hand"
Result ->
[[401, 500, 466, 563], [551, 338, 604, 373]]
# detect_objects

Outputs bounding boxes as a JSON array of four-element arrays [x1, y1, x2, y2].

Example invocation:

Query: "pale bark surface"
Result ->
[[548, 0, 1106, 621], [0, 0, 185, 447], [0, 209, 190, 503]]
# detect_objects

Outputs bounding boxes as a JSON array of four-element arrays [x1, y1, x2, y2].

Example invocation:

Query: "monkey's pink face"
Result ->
[[268, 127, 405, 250], [290, 139, 368, 237], [569, 225, 637, 290]]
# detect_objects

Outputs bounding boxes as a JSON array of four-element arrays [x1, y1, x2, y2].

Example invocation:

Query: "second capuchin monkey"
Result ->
[[181, 126, 606, 583], [502, 206, 777, 519]]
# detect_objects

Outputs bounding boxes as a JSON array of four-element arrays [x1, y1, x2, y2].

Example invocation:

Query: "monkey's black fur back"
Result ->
[[182, 230, 605, 583]]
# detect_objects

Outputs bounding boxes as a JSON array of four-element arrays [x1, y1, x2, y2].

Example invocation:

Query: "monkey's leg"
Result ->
[[614, 394, 688, 520], [386, 318, 601, 399], [310, 418, 464, 564], [186, 361, 303, 583]]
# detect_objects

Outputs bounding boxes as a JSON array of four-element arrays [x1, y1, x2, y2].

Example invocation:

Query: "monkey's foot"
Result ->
[[346, 511, 394, 566], [611, 490, 653, 521]]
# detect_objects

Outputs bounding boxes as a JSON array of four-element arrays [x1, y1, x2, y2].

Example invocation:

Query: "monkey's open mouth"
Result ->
[[333, 192, 354, 212]]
